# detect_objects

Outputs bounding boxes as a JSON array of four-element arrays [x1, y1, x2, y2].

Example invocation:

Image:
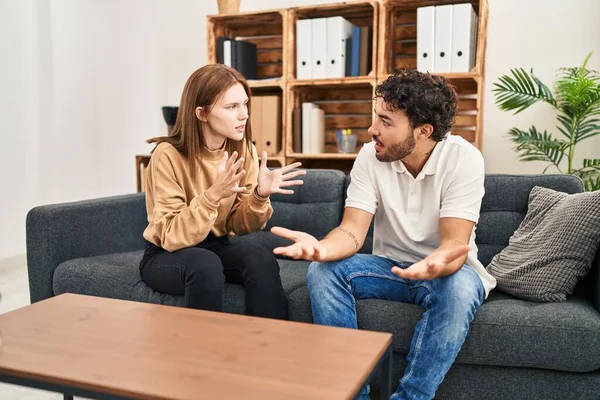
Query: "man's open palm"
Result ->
[[270, 227, 328, 262], [391, 245, 471, 280]]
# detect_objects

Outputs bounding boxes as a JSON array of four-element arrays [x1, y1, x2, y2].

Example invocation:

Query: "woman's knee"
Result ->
[[239, 243, 280, 275], [178, 248, 224, 285]]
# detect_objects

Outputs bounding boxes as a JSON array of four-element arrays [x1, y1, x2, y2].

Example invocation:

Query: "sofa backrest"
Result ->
[[230, 169, 346, 251], [343, 173, 587, 265]]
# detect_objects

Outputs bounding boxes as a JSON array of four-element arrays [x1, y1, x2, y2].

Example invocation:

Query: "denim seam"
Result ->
[[346, 271, 406, 284], [400, 291, 432, 399]]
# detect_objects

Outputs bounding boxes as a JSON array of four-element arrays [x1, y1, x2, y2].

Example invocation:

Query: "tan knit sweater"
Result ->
[[142, 142, 273, 252]]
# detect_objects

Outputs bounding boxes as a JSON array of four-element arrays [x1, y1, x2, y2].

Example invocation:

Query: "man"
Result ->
[[271, 70, 497, 400]]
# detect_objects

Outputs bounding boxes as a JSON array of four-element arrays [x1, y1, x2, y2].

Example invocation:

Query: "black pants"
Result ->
[[139, 234, 288, 319]]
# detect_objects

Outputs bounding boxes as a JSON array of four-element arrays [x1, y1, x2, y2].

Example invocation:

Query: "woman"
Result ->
[[140, 64, 305, 319]]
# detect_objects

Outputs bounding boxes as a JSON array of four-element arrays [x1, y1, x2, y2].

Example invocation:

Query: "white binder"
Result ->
[[451, 3, 478, 72], [310, 107, 325, 153], [326, 16, 354, 79], [311, 18, 328, 79], [434, 5, 453, 73], [296, 19, 312, 79], [302, 102, 317, 153], [223, 40, 232, 67], [416, 6, 435, 73]]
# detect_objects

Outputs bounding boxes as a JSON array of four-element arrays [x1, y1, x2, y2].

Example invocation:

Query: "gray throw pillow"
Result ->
[[486, 186, 600, 302]]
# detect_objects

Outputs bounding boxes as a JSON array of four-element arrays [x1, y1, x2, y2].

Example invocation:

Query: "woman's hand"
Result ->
[[257, 151, 306, 197], [205, 151, 248, 203]]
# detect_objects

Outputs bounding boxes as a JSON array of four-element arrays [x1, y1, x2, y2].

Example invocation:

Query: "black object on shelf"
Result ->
[[162, 106, 178, 126]]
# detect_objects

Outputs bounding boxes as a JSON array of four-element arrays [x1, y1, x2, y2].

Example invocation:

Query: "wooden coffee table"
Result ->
[[0, 293, 393, 399]]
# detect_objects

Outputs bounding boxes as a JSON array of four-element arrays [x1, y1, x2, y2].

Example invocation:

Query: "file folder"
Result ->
[[302, 102, 317, 153], [296, 19, 312, 79], [326, 16, 354, 79], [416, 6, 435, 73], [311, 18, 328, 79], [451, 3, 478, 72], [260, 96, 281, 155], [434, 5, 453, 72]]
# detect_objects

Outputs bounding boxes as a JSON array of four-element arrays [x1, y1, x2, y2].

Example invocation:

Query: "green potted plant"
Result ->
[[493, 52, 600, 191]]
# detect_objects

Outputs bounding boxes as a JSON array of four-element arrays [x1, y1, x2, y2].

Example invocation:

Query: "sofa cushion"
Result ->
[[287, 285, 600, 372], [486, 186, 600, 302], [475, 174, 583, 267], [53, 251, 310, 314]]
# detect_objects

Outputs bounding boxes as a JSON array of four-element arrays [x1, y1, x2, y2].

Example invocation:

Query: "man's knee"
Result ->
[[306, 261, 333, 286], [436, 266, 484, 312]]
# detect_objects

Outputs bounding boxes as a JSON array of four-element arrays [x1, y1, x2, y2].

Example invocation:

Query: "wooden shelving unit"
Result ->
[[204, 0, 489, 170], [377, 0, 488, 149]]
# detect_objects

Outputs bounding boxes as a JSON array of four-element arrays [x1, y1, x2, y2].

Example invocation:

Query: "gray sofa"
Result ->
[[26, 170, 600, 399]]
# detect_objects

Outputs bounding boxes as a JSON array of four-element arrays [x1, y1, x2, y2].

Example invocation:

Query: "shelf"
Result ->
[[207, 10, 286, 80], [202, 0, 489, 175], [207, 9, 284, 21], [247, 79, 285, 89], [289, 76, 377, 87], [378, 71, 479, 93], [286, 152, 358, 160], [383, 0, 475, 9], [288, 1, 379, 82]]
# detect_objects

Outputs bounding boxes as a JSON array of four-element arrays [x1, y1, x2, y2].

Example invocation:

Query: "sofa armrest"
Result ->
[[592, 253, 600, 312], [26, 193, 147, 303]]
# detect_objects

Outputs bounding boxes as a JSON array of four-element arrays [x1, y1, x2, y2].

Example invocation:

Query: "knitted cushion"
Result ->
[[486, 186, 600, 302]]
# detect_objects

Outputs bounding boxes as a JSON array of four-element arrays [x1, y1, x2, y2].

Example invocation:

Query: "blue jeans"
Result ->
[[306, 254, 484, 400]]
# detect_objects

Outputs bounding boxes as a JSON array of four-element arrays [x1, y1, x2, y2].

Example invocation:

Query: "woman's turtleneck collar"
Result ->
[[201, 140, 226, 161]]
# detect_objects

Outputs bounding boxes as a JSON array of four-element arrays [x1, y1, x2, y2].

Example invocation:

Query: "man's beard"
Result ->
[[375, 134, 416, 162]]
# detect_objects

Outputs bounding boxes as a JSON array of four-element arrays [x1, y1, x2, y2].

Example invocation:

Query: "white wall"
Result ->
[[0, 0, 159, 259], [483, 0, 600, 174], [0, 0, 599, 259]]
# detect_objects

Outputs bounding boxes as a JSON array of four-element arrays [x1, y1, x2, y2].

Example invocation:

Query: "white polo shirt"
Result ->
[[346, 135, 496, 298]]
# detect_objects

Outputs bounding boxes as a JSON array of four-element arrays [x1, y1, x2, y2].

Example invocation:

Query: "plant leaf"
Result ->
[[507, 127, 567, 171], [493, 68, 556, 114]]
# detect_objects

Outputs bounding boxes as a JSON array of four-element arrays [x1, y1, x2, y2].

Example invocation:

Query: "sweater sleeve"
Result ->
[[148, 151, 220, 252], [226, 145, 273, 235]]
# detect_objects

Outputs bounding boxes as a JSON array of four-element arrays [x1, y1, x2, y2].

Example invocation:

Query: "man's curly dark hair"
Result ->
[[374, 70, 458, 142]]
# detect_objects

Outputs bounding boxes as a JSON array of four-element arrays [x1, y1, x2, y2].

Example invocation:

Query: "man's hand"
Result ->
[[257, 151, 306, 197], [391, 245, 471, 280], [271, 227, 328, 261]]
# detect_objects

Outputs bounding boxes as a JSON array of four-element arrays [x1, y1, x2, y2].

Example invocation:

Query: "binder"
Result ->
[[217, 36, 229, 64], [302, 102, 317, 153], [311, 18, 328, 79], [310, 107, 325, 154], [260, 96, 281, 155], [234, 40, 257, 80], [359, 26, 371, 76], [350, 26, 361, 76], [451, 3, 478, 72], [416, 6, 435, 72], [344, 37, 353, 76], [250, 97, 263, 149], [326, 16, 354, 79], [223, 40, 232, 67], [296, 19, 312, 79], [293, 106, 302, 152], [434, 5, 453, 72]]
